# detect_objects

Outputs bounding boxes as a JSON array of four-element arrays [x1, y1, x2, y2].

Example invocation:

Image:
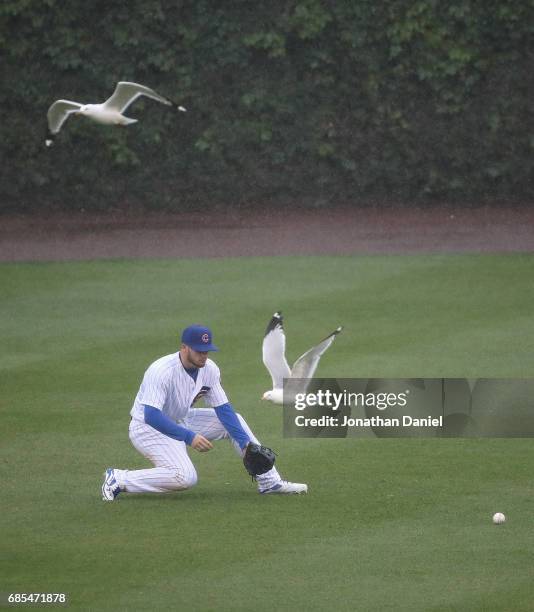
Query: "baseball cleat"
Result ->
[[259, 481, 308, 495], [101, 468, 121, 501]]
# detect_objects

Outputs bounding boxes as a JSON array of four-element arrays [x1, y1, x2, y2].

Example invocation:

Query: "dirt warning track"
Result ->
[[0, 204, 532, 262]]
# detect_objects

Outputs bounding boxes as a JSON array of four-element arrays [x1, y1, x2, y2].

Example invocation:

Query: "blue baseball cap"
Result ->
[[181, 324, 219, 352]]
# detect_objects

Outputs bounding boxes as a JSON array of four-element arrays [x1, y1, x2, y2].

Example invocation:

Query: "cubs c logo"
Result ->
[[201, 333, 209, 343]]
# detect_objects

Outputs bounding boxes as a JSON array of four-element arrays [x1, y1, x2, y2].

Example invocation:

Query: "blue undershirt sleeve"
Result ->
[[214, 402, 251, 450], [143, 405, 196, 446]]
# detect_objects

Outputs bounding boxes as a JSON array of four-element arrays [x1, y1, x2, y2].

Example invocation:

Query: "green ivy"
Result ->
[[0, 0, 532, 212]]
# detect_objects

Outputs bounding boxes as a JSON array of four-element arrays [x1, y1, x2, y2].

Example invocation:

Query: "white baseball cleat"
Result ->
[[101, 468, 121, 501], [259, 481, 308, 495]]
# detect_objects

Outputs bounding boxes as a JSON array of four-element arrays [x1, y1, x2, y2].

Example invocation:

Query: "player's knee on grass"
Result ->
[[172, 467, 197, 490]]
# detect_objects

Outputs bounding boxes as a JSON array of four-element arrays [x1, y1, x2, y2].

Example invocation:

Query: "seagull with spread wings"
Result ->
[[46, 81, 186, 146], [261, 311, 342, 404]]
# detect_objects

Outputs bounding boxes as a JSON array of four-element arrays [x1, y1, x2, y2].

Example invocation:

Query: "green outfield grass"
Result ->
[[2, 254, 534, 611]]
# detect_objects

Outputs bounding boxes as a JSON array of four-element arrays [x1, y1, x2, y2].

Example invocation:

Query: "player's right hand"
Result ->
[[191, 434, 213, 452]]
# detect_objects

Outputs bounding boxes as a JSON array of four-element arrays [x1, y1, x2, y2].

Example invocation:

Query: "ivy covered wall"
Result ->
[[1, 0, 532, 211]]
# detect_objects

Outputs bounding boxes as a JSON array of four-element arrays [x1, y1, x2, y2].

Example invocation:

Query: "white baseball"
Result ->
[[492, 512, 506, 524]]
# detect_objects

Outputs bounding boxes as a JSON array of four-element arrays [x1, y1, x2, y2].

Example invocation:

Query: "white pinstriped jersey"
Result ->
[[129, 353, 228, 423]]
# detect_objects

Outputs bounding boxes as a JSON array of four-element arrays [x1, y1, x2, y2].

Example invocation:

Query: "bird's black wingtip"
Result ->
[[319, 326, 343, 342], [45, 131, 55, 147], [264, 311, 283, 335], [169, 99, 187, 112]]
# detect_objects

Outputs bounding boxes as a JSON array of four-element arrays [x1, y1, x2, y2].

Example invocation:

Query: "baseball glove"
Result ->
[[243, 443, 276, 478]]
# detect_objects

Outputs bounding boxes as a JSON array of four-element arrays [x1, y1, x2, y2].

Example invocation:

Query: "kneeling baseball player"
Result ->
[[101, 324, 307, 501]]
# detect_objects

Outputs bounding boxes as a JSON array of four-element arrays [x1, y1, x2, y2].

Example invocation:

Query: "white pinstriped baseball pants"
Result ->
[[114, 409, 281, 494]]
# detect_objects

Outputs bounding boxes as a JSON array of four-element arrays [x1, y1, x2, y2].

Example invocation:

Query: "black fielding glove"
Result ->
[[243, 443, 276, 479]]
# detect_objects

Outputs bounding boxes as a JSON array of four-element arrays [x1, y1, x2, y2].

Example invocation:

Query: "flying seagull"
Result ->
[[262, 311, 343, 404], [46, 81, 186, 146]]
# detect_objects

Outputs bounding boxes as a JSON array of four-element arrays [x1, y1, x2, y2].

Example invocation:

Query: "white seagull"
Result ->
[[46, 81, 186, 146], [262, 311, 343, 404]]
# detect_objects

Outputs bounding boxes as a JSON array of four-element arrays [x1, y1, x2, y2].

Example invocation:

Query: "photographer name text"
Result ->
[[294, 415, 443, 428]]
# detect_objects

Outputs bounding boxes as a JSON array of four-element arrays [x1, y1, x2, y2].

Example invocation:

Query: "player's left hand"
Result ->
[[191, 434, 213, 452], [242, 442, 276, 477]]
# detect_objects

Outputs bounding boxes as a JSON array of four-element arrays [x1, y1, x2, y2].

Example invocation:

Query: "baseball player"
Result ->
[[101, 324, 308, 500]]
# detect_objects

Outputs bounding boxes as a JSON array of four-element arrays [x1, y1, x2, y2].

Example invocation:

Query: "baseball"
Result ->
[[492, 512, 506, 524]]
